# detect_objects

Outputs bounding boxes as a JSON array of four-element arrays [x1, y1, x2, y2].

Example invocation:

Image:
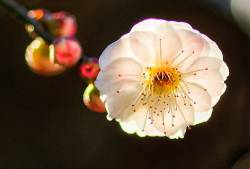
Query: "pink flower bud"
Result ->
[[79, 57, 100, 82], [54, 38, 82, 67], [50, 12, 77, 37]]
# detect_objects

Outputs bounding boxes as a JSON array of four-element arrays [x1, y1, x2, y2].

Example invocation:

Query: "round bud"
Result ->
[[79, 57, 100, 82], [54, 38, 82, 67], [49, 12, 77, 37], [83, 83, 106, 113], [25, 37, 65, 76]]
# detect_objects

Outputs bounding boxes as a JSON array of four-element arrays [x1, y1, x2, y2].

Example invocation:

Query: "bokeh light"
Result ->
[[231, 0, 250, 37]]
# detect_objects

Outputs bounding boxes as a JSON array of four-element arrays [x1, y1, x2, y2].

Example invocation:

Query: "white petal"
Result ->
[[169, 21, 223, 61], [131, 18, 182, 62], [170, 29, 210, 71], [119, 121, 139, 135], [95, 57, 143, 93], [169, 128, 186, 139], [168, 21, 193, 31], [193, 108, 213, 125], [182, 82, 212, 112], [98, 34, 135, 69], [119, 120, 162, 137], [117, 95, 191, 137], [104, 80, 143, 120], [129, 31, 159, 65], [185, 72, 226, 106], [152, 95, 194, 136], [99, 31, 165, 68], [183, 57, 228, 105], [220, 61, 229, 81], [131, 18, 171, 32], [185, 57, 222, 72], [120, 105, 165, 137], [201, 34, 223, 60], [154, 22, 182, 61], [96, 58, 144, 120]]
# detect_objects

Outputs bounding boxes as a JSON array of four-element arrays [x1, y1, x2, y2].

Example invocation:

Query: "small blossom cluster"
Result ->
[[25, 9, 105, 113], [25, 9, 82, 76], [80, 56, 106, 113]]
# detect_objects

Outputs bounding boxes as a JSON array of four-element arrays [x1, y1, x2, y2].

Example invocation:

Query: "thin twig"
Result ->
[[0, 0, 54, 43]]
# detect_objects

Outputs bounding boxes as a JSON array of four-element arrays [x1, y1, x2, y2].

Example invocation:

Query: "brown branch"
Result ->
[[0, 0, 54, 43]]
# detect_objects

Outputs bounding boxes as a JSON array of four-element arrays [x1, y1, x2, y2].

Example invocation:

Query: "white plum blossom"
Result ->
[[95, 18, 229, 139]]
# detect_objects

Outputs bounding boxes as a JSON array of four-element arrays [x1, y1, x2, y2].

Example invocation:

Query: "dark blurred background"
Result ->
[[0, 0, 249, 169]]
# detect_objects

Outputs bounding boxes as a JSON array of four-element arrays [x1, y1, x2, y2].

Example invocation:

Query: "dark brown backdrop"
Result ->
[[0, 0, 249, 169]]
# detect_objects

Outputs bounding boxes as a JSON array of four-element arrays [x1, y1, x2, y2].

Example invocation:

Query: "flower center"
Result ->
[[152, 71, 170, 85], [144, 65, 181, 95]]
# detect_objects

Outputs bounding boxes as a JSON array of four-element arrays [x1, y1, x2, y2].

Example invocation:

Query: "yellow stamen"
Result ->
[[143, 64, 181, 95]]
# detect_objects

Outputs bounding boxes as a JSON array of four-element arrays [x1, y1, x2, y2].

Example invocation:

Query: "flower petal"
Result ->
[[185, 57, 222, 72], [99, 31, 165, 68], [131, 18, 182, 62], [169, 128, 186, 139], [119, 120, 164, 137], [169, 21, 223, 61], [185, 72, 226, 106], [95, 57, 143, 92], [98, 34, 136, 69], [149, 94, 194, 136], [169, 29, 210, 71], [193, 108, 213, 125], [104, 80, 143, 120], [129, 31, 159, 65], [201, 34, 223, 60], [183, 57, 228, 105], [95, 57, 144, 119], [182, 81, 212, 112], [131, 18, 172, 32], [119, 104, 165, 137], [168, 21, 193, 30], [220, 61, 229, 81]]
